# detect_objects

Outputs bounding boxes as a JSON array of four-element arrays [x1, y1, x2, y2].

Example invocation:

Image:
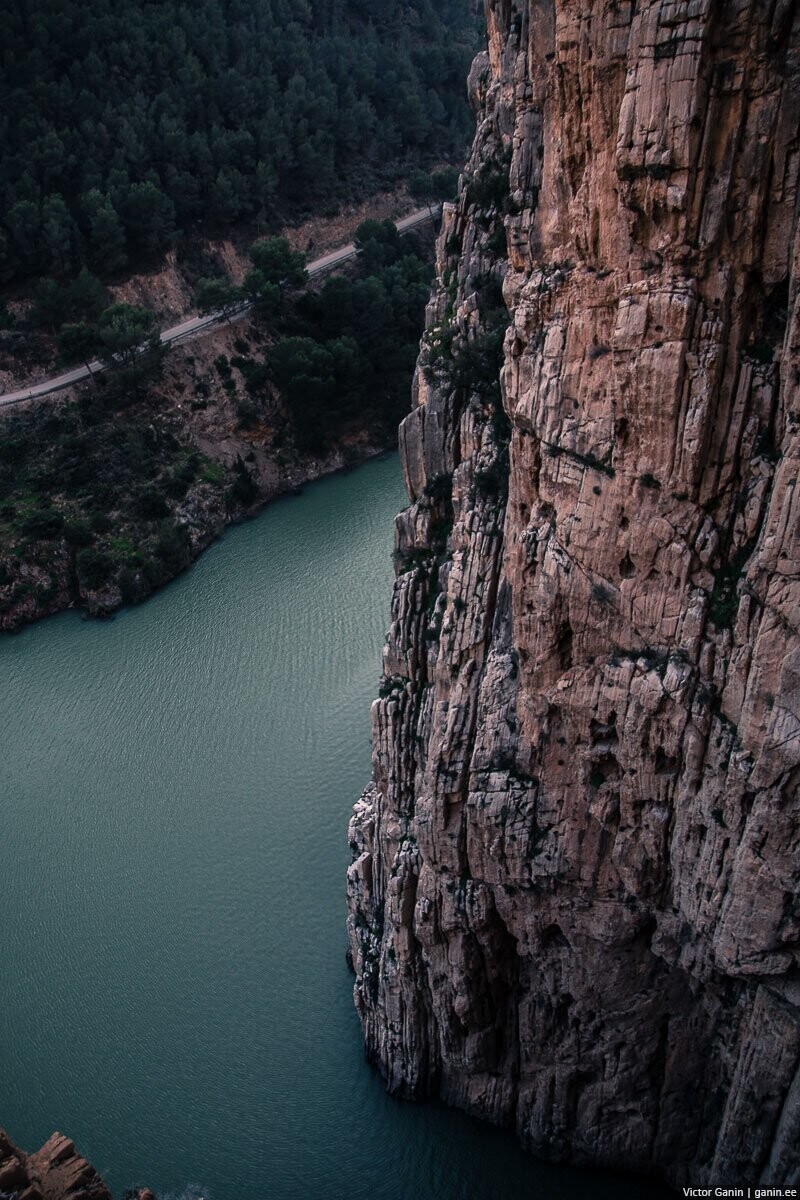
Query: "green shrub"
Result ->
[[64, 520, 94, 547], [76, 547, 114, 588], [155, 523, 190, 570], [201, 462, 226, 485], [229, 458, 259, 506], [465, 160, 510, 211], [21, 508, 65, 539], [136, 488, 170, 519], [89, 511, 113, 533], [431, 167, 460, 201], [236, 399, 260, 429]]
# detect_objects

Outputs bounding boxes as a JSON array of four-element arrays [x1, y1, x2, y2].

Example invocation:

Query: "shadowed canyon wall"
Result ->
[[347, 0, 800, 1186]]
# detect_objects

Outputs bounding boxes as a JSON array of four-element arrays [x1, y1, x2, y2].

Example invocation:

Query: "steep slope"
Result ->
[[347, 0, 800, 1187]]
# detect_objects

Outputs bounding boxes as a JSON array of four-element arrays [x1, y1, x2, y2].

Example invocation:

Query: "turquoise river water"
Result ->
[[1, 454, 670, 1199]]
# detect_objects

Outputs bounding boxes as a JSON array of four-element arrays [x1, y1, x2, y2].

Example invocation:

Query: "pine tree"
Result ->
[[123, 183, 175, 256], [96, 302, 165, 391], [83, 191, 128, 274], [59, 321, 101, 374], [195, 277, 243, 320]]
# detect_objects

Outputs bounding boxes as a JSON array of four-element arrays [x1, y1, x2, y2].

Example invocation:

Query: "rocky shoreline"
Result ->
[[0, 433, 392, 634], [0, 1128, 153, 1200], [0, 307, 396, 635]]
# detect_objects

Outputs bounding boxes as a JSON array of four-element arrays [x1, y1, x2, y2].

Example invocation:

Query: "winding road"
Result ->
[[0, 205, 441, 408]]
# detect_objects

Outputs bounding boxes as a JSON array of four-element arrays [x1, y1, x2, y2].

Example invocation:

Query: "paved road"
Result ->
[[0, 206, 441, 407]]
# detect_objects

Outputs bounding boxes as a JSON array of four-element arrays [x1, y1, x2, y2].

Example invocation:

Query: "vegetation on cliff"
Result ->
[[194, 219, 433, 450], [0, 221, 434, 625], [274, 220, 434, 450], [0, 385, 211, 610]]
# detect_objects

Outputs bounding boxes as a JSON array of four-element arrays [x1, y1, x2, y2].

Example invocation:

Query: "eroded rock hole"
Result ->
[[620, 551, 635, 578]]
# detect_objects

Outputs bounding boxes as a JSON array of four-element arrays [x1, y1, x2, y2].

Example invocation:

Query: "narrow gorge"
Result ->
[[347, 0, 800, 1188]]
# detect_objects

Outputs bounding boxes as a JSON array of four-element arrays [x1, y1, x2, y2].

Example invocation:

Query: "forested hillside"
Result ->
[[0, 220, 434, 627], [0, 0, 476, 284]]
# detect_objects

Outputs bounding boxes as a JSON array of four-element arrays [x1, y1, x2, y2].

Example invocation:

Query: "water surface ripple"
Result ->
[[1, 455, 667, 1199]]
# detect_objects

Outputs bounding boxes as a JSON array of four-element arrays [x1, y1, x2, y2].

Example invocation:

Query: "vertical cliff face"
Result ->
[[347, 0, 800, 1186]]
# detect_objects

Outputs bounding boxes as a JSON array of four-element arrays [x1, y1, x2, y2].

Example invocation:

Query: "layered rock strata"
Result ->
[[347, 0, 800, 1187], [0, 1129, 113, 1199]]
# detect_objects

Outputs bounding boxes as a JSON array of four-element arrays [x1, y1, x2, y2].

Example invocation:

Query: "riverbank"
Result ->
[[0, 341, 394, 631], [0, 219, 432, 633]]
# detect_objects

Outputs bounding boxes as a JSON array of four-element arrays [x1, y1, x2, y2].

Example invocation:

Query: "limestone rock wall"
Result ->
[[347, 0, 800, 1186]]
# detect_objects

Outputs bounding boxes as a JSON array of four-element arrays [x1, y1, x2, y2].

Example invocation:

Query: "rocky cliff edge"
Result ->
[[347, 0, 800, 1187]]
